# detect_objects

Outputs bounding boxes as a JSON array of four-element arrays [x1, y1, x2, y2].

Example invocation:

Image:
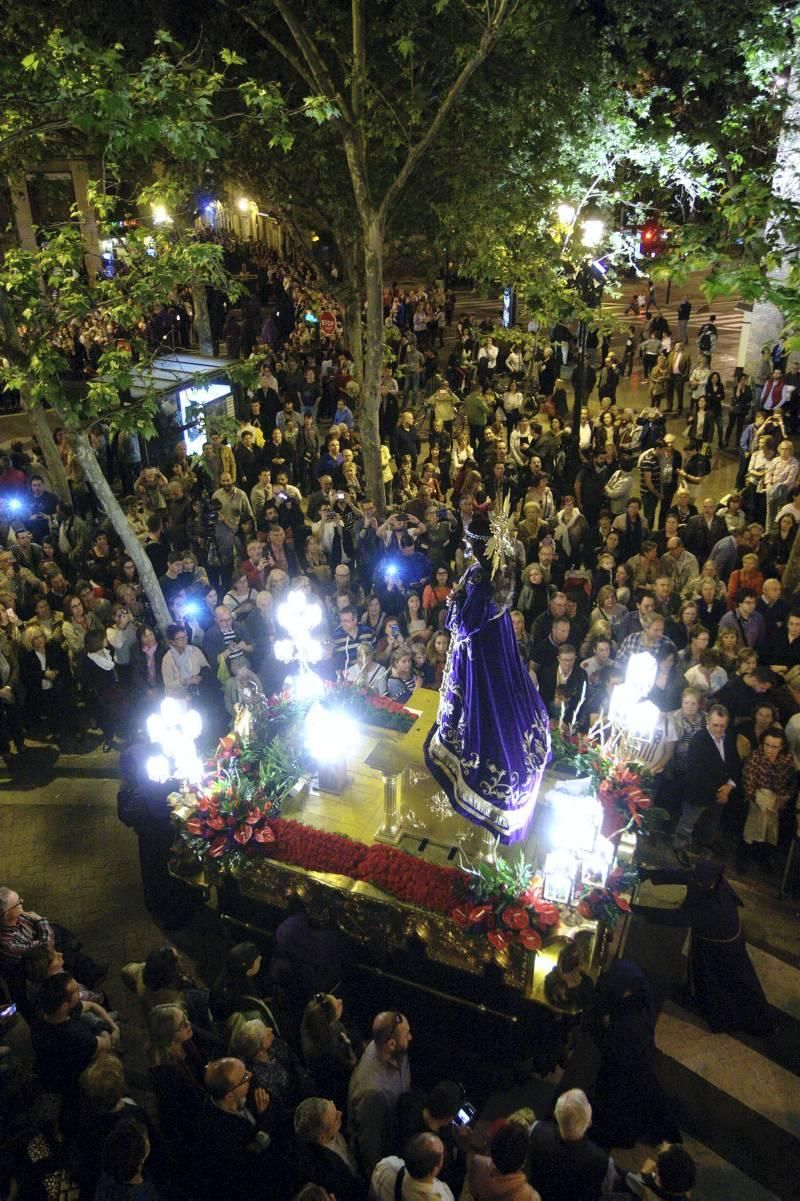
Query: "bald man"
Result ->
[[348, 1011, 413, 1176], [197, 1057, 273, 1201]]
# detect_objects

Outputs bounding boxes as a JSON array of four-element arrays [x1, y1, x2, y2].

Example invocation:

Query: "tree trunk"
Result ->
[[338, 239, 364, 390], [69, 427, 173, 633], [191, 278, 215, 355], [20, 390, 71, 503], [343, 294, 363, 388], [361, 215, 386, 515]]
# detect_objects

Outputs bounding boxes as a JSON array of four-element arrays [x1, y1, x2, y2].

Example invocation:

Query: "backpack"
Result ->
[[698, 330, 713, 352]]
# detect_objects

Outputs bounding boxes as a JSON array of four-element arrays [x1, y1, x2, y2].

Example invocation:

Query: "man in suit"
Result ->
[[673, 703, 740, 864], [665, 341, 691, 414], [682, 496, 729, 562]]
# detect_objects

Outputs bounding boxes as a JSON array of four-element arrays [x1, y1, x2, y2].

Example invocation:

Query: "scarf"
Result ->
[[87, 649, 115, 672], [143, 642, 158, 686], [555, 507, 582, 556]]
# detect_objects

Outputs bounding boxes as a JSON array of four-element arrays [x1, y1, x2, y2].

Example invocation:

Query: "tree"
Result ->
[[0, 27, 253, 629], [0, 219, 234, 631], [219, 0, 527, 510]]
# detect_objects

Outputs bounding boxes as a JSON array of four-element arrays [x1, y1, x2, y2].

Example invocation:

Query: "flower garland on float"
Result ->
[[175, 714, 640, 952]]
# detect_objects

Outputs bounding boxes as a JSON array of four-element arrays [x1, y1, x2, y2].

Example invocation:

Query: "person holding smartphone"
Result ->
[[398, 1081, 470, 1197]]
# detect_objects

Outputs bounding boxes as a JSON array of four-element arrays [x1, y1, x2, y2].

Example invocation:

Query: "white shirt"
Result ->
[[370, 1159, 454, 1201], [36, 648, 52, 690]]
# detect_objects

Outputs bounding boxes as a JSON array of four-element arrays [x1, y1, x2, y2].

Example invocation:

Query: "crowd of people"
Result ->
[[1, 244, 797, 1199], [1, 263, 800, 868], [0, 881, 698, 1201]]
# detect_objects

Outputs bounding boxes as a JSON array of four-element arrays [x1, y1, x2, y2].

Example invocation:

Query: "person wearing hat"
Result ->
[[622, 1143, 696, 1200]]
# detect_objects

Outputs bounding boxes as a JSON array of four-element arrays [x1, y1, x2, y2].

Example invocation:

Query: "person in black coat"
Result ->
[[538, 646, 588, 722], [636, 860, 772, 1035], [585, 960, 679, 1149], [118, 742, 199, 927], [300, 993, 362, 1113], [672, 702, 740, 862], [81, 629, 124, 750], [683, 501, 728, 561], [19, 626, 72, 739], [196, 1057, 276, 1201], [293, 1097, 366, 1201], [527, 1090, 613, 1201]]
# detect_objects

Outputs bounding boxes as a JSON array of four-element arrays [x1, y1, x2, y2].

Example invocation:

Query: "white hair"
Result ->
[[554, 1089, 592, 1139], [228, 1017, 269, 1062], [294, 1097, 332, 1143]]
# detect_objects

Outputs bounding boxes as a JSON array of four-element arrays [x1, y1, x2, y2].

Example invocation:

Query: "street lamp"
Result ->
[[237, 197, 251, 212], [556, 203, 576, 226], [580, 219, 605, 248], [151, 204, 172, 226]]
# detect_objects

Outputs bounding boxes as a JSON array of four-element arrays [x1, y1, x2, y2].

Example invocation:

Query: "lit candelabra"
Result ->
[[273, 589, 324, 701], [146, 697, 204, 789], [594, 651, 660, 754]]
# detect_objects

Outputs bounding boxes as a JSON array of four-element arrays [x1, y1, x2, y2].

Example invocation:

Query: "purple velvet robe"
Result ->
[[424, 563, 551, 842]]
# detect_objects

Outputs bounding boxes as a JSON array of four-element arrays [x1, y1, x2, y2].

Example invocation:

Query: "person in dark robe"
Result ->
[[584, 959, 679, 1149], [636, 860, 772, 1036], [117, 743, 200, 929]]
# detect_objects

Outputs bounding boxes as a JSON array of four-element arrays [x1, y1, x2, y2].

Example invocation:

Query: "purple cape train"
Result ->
[[424, 562, 551, 843]]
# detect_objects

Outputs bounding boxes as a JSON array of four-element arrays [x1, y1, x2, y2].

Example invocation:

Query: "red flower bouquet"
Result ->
[[576, 865, 638, 925], [454, 855, 560, 952], [597, 763, 654, 838]]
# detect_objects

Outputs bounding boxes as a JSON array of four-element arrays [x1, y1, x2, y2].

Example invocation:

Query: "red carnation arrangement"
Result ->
[[267, 818, 369, 878], [357, 844, 464, 914]]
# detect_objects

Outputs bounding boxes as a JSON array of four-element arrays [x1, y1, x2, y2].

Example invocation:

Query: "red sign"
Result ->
[[319, 310, 337, 338]]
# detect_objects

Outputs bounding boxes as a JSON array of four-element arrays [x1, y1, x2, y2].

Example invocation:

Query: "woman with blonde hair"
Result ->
[[147, 1003, 207, 1142], [229, 1017, 301, 1114], [714, 624, 744, 674]]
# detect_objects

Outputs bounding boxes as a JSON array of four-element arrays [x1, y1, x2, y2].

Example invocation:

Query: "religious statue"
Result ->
[[424, 496, 551, 843]]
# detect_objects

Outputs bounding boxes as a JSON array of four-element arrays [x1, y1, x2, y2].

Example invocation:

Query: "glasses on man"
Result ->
[[228, 1069, 252, 1093], [383, 1012, 403, 1043]]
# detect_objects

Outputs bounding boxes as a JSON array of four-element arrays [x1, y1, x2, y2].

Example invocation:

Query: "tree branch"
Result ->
[[217, 1, 316, 91], [271, 0, 353, 123], [0, 118, 73, 150], [379, 0, 515, 222]]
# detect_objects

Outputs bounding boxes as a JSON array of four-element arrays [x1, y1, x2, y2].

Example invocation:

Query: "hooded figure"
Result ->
[[636, 860, 772, 1035], [585, 959, 680, 1149], [424, 513, 550, 843]]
